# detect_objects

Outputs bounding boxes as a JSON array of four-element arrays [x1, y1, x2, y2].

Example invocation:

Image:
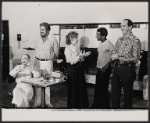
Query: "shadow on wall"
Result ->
[[80, 36, 89, 48], [9, 46, 14, 70], [9, 46, 13, 60], [141, 41, 145, 50]]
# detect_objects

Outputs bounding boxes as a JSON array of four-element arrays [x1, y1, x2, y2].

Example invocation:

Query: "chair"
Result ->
[[12, 59, 21, 68], [143, 75, 148, 100], [6, 75, 16, 96], [7, 59, 21, 96], [6, 74, 15, 84]]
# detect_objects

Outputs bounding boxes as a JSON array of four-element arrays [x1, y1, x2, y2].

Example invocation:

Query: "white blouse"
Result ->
[[64, 45, 81, 65], [9, 64, 34, 84]]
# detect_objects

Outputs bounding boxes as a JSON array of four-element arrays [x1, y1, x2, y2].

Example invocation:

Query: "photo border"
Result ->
[[0, 0, 149, 122]]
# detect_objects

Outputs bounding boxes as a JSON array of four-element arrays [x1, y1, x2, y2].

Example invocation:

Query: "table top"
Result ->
[[21, 77, 66, 88]]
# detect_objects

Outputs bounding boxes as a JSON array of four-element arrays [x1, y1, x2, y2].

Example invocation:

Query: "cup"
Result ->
[[45, 74, 51, 80]]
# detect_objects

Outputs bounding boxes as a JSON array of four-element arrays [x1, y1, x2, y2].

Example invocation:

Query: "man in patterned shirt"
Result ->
[[111, 19, 141, 109]]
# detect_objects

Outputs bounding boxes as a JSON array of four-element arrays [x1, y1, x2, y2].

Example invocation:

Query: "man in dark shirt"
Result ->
[[111, 19, 141, 109]]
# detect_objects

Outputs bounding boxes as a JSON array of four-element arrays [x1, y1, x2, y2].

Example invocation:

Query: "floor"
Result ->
[[2, 81, 148, 109]]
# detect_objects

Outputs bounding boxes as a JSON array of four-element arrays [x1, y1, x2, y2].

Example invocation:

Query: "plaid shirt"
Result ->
[[112, 32, 141, 63]]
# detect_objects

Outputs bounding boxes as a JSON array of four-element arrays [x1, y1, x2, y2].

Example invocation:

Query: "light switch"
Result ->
[[17, 34, 21, 41]]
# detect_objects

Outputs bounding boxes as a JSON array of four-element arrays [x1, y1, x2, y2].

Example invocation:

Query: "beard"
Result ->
[[41, 31, 49, 38], [41, 33, 46, 37]]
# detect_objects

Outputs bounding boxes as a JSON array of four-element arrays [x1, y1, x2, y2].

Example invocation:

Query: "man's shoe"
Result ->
[[45, 103, 53, 108], [33, 104, 41, 108]]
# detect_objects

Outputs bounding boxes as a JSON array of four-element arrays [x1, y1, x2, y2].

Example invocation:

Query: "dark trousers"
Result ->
[[111, 66, 136, 109], [93, 66, 111, 109], [67, 63, 89, 109]]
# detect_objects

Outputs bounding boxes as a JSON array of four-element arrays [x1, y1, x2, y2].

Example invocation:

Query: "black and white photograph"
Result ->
[[1, 1, 149, 122]]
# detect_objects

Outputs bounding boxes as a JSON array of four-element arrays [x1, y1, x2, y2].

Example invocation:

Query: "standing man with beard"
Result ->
[[111, 19, 141, 109], [93, 27, 114, 109], [33, 22, 59, 108]]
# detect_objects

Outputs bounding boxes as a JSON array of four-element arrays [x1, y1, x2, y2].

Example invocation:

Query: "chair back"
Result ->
[[6, 75, 15, 84]]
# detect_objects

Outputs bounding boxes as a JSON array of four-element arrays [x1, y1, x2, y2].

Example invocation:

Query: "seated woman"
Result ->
[[9, 54, 40, 108]]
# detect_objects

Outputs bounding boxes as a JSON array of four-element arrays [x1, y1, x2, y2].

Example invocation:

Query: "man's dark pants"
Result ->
[[111, 65, 136, 109], [93, 65, 111, 109]]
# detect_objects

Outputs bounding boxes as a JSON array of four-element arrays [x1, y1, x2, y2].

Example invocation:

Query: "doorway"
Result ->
[[2, 20, 9, 81]]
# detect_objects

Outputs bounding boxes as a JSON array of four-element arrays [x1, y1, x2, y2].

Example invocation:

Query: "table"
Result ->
[[22, 76, 66, 108]]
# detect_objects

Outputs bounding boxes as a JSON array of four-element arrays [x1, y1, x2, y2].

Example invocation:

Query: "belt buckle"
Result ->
[[113, 61, 119, 67], [118, 62, 121, 67], [128, 64, 132, 67], [118, 62, 124, 67]]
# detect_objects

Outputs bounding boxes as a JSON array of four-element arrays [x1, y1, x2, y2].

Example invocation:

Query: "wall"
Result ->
[[2, 2, 148, 69], [60, 28, 148, 50], [3, 2, 148, 23], [2, 2, 41, 66]]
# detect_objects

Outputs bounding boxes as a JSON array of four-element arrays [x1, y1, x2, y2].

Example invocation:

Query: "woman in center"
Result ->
[[64, 31, 89, 109]]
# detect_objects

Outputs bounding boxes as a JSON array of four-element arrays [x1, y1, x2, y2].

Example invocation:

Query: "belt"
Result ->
[[66, 62, 81, 66], [114, 61, 135, 67], [35, 57, 52, 61]]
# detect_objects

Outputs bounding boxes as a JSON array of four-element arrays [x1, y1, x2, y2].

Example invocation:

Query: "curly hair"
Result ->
[[97, 27, 108, 37], [24, 54, 30, 59], [66, 31, 78, 45], [40, 22, 51, 31]]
